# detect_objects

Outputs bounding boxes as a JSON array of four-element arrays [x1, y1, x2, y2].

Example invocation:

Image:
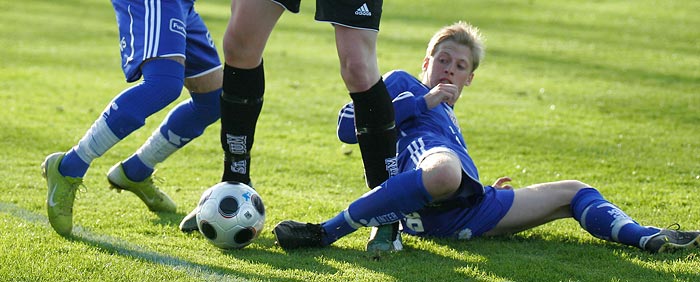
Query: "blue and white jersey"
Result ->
[[337, 70, 515, 239], [337, 70, 481, 186]]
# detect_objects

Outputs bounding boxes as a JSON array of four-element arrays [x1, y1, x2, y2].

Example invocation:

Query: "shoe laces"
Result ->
[[139, 170, 164, 190], [656, 223, 700, 242], [67, 178, 88, 197], [150, 170, 164, 184]]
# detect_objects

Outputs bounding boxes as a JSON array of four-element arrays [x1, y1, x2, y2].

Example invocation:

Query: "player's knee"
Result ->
[[142, 59, 185, 104], [102, 59, 184, 139], [191, 91, 221, 126], [342, 72, 375, 92], [145, 77, 183, 104], [222, 37, 265, 68], [558, 180, 591, 191], [421, 155, 463, 200], [340, 60, 376, 92], [144, 74, 183, 101]]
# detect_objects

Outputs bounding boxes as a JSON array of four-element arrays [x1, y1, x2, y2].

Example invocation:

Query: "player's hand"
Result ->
[[492, 177, 513, 190], [424, 83, 460, 109]]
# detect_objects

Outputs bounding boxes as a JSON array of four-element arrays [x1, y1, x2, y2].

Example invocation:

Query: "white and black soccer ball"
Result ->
[[196, 181, 265, 249]]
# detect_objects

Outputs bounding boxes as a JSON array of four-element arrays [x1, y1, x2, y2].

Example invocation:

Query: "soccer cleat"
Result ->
[[179, 206, 199, 233], [366, 223, 403, 255], [642, 225, 700, 253], [273, 220, 325, 250], [42, 152, 84, 237], [106, 163, 176, 213]]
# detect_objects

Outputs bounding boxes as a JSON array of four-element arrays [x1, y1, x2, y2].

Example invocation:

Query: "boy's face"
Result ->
[[422, 40, 475, 93]]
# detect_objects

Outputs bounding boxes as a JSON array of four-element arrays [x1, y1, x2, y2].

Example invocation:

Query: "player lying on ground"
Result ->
[[272, 21, 700, 253]]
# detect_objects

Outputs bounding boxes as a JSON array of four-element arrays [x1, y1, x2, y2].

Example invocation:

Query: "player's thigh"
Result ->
[[223, 0, 286, 67], [184, 68, 222, 94], [183, 6, 222, 93], [318, 0, 381, 66], [334, 26, 380, 91], [486, 180, 586, 236]]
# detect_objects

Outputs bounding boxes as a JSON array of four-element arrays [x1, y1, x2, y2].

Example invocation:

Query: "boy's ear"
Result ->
[[422, 56, 430, 72], [465, 73, 475, 86]]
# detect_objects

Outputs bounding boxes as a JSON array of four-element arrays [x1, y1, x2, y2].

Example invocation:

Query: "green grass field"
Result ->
[[1, 0, 699, 281]]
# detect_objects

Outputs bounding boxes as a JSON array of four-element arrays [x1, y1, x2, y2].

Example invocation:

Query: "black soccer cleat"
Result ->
[[643, 225, 700, 253], [273, 220, 325, 250]]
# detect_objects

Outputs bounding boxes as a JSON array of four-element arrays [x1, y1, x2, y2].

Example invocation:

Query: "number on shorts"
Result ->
[[404, 212, 424, 232]]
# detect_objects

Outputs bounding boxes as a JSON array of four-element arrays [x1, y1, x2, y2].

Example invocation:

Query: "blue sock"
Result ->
[[571, 188, 659, 248], [321, 169, 433, 245], [122, 157, 154, 182], [158, 88, 222, 146], [122, 88, 221, 182], [59, 59, 184, 178], [59, 152, 90, 178], [104, 59, 185, 139]]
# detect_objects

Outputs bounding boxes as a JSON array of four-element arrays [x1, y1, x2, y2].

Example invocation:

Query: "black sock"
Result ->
[[220, 62, 265, 184], [350, 79, 398, 188]]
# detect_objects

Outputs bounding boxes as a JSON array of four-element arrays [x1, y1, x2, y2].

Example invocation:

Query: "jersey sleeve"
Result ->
[[336, 102, 358, 144]]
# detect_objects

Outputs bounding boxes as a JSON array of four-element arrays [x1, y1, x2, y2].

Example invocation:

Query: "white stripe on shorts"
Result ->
[[407, 137, 426, 166], [143, 0, 161, 60]]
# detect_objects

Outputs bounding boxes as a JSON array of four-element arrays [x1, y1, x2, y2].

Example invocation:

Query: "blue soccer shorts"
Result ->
[[401, 186, 515, 239], [112, 0, 220, 82], [395, 138, 514, 239]]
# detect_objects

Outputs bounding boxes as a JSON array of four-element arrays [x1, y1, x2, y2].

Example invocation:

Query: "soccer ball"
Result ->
[[196, 181, 265, 249]]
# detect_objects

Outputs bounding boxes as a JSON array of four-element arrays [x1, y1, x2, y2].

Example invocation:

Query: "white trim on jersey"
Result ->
[[393, 91, 414, 103], [338, 105, 355, 120]]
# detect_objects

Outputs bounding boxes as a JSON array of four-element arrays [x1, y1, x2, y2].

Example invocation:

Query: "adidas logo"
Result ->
[[355, 3, 371, 16]]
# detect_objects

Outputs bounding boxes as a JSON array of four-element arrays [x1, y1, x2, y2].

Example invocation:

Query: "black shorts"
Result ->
[[271, 0, 301, 13], [315, 0, 383, 31]]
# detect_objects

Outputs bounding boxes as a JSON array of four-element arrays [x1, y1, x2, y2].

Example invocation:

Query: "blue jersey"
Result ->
[[337, 70, 481, 187], [337, 70, 514, 239]]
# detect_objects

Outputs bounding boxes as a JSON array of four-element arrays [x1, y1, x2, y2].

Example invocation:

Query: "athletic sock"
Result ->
[[122, 88, 221, 182], [59, 59, 184, 178], [59, 59, 185, 177], [59, 117, 118, 178], [571, 188, 660, 247], [350, 79, 398, 188], [220, 62, 264, 184], [320, 169, 432, 245]]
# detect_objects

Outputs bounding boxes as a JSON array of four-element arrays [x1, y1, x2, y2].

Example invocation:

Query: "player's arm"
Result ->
[[337, 103, 358, 144]]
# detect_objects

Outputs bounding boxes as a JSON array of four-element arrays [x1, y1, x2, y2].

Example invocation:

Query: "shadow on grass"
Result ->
[[6, 201, 696, 281], [5, 200, 698, 281], [227, 232, 700, 281]]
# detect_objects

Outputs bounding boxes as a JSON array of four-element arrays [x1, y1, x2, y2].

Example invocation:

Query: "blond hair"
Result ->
[[424, 21, 485, 73]]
